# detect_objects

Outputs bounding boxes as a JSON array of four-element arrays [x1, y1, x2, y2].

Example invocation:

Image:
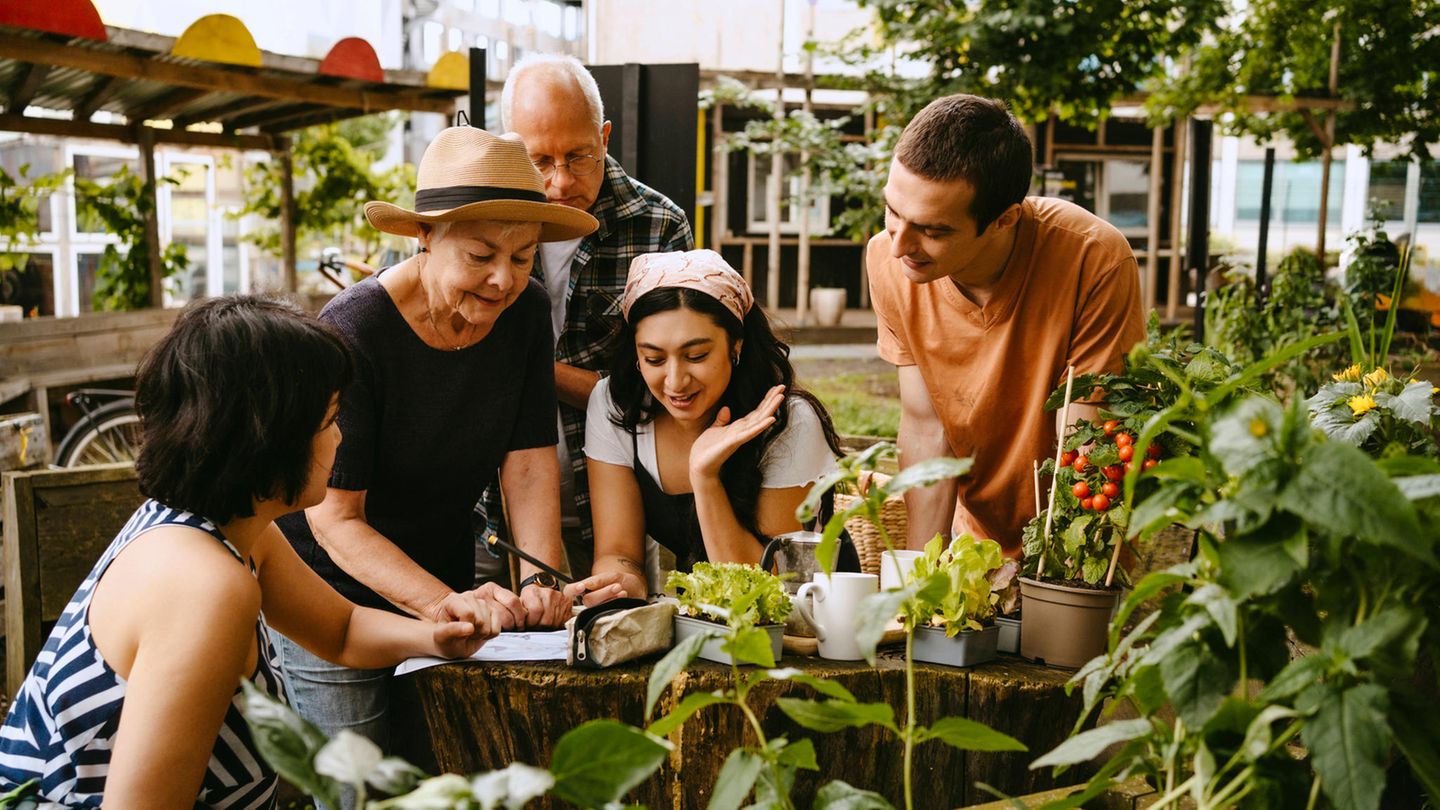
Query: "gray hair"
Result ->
[[500, 52, 605, 133], [421, 219, 540, 248]]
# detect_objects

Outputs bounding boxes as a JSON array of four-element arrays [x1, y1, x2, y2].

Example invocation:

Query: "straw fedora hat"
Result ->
[[364, 126, 597, 242]]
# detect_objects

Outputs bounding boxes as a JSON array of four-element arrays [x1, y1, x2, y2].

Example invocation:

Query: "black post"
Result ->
[[1255, 147, 1276, 302], [468, 46, 487, 127], [1187, 118, 1213, 340]]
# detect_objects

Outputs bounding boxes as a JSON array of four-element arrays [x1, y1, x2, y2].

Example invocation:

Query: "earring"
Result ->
[[731, 354, 740, 366], [418, 246, 428, 253]]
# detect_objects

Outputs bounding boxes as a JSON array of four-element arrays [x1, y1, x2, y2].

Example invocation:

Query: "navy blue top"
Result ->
[[278, 274, 558, 611]]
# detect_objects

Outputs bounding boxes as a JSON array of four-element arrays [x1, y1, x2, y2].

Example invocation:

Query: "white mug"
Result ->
[[795, 572, 879, 660], [879, 550, 923, 591]]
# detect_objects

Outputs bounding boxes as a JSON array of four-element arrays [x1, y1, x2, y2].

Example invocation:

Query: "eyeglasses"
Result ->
[[533, 153, 603, 179]]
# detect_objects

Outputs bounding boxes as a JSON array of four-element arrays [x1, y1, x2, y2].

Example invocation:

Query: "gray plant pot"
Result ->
[[995, 616, 1021, 654], [912, 624, 999, 668], [673, 614, 784, 666]]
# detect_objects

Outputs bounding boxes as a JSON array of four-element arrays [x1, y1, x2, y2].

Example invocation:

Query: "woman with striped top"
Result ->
[[0, 296, 501, 808]]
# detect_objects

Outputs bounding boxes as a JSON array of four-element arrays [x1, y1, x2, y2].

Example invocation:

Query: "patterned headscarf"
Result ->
[[620, 249, 755, 324]]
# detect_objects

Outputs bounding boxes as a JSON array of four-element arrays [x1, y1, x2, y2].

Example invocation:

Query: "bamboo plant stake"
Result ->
[[1037, 366, 1075, 579]]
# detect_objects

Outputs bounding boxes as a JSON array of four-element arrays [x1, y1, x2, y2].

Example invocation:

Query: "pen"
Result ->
[[484, 534, 576, 585]]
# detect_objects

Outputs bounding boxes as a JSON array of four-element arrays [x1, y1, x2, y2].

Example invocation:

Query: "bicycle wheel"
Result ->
[[54, 399, 143, 468]]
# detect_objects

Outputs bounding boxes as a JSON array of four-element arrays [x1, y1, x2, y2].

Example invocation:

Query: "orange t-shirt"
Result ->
[[867, 196, 1146, 553]]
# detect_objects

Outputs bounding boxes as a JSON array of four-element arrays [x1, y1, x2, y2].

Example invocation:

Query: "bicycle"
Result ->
[[52, 388, 142, 468], [316, 248, 375, 290]]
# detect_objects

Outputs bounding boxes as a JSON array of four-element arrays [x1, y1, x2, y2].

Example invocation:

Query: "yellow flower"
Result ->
[[1348, 394, 1378, 416], [1333, 364, 1363, 382], [1363, 368, 1390, 388]]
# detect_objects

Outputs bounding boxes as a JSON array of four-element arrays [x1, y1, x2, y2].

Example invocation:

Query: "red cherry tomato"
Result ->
[[1115, 432, 1133, 448], [1072, 481, 1091, 498], [1118, 445, 1135, 462], [1143, 458, 1159, 470], [1102, 419, 1119, 436], [1102, 481, 1119, 498], [1146, 443, 1162, 459], [1092, 493, 1111, 511], [1060, 450, 1077, 468], [1103, 465, 1123, 482], [1080, 497, 1094, 510], [1073, 456, 1090, 473]]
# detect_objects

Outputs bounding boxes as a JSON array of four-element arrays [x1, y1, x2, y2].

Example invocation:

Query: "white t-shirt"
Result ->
[[540, 237, 584, 528], [584, 376, 839, 491]]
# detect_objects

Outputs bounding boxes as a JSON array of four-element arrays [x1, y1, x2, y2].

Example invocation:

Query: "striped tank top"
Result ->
[[0, 500, 284, 808]]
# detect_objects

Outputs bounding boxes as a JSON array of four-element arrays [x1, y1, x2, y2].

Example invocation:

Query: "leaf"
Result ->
[[1210, 397, 1283, 477], [775, 737, 820, 771], [1303, 684, 1391, 810], [775, 698, 897, 734], [1184, 584, 1238, 646], [1332, 607, 1424, 666], [1160, 637, 1233, 730], [371, 774, 473, 809], [796, 468, 853, 522], [707, 749, 764, 810], [1394, 474, 1440, 501], [881, 456, 973, 498], [548, 720, 672, 807], [1029, 718, 1153, 770], [854, 589, 906, 666], [647, 630, 713, 716], [1277, 442, 1429, 561], [1216, 534, 1303, 600], [918, 717, 1028, 752], [239, 680, 343, 809], [467, 763, 555, 810], [314, 730, 383, 788], [765, 668, 857, 702], [813, 780, 896, 809], [1257, 654, 1328, 702], [366, 757, 426, 796], [1390, 691, 1440, 802], [648, 691, 729, 737], [723, 625, 776, 667], [1239, 705, 1299, 762]]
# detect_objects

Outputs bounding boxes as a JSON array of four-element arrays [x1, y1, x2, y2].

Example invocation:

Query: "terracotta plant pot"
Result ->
[[1018, 578, 1120, 669], [673, 614, 784, 666]]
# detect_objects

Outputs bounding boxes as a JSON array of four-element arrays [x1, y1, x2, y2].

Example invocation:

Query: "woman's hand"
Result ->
[[564, 571, 629, 607], [431, 600, 502, 659], [689, 384, 786, 481]]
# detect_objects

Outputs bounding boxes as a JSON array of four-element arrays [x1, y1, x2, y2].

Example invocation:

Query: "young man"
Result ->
[[868, 94, 1146, 555], [476, 53, 693, 583]]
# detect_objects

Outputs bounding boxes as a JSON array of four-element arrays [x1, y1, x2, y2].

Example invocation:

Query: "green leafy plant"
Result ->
[[0, 164, 68, 274], [1027, 334, 1440, 810], [240, 680, 671, 809], [73, 166, 189, 311], [903, 533, 1008, 634], [1310, 365, 1440, 457], [667, 562, 792, 627]]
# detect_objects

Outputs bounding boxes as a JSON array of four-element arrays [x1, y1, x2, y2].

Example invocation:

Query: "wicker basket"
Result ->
[[834, 487, 908, 576]]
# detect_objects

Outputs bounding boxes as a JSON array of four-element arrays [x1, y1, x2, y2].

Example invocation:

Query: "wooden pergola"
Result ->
[[0, 18, 465, 302]]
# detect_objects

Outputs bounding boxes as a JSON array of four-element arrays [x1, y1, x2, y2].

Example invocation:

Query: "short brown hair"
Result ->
[[895, 95, 1033, 234]]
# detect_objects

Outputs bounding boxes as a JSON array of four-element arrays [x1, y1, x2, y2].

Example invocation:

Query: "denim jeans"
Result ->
[[272, 632, 391, 810]]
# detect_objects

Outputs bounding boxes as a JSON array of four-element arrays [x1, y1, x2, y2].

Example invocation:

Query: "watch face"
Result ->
[[529, 573, 559, 590]]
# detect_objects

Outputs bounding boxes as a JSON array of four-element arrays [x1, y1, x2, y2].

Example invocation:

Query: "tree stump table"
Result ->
[[390, 649, 1086, 809]]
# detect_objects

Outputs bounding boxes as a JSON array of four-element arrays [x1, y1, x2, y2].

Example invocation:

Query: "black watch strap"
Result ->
[[519, 572, 561, 591]]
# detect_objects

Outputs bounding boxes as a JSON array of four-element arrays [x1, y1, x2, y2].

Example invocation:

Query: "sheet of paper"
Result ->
[[394, 629, 570, 676]]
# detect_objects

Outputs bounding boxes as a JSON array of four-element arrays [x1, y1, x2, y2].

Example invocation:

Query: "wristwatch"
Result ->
[[519, 572, 561, 591]]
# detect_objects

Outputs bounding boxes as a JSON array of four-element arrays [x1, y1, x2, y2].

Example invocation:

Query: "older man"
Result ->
[[477, 53, 693, 584]]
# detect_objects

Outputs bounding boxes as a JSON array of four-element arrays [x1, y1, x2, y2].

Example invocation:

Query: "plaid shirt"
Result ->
[[477, 155, 693, 552]]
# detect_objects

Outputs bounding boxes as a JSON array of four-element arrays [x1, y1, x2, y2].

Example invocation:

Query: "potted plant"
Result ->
[[667, 562, 792, 666], [901, 533, 1007, 667], [1018, 416, 1138, 668], [990, 560, 1022, 654]]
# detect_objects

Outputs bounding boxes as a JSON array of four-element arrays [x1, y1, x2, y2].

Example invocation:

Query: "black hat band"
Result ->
[[414, 185, 546, 211]]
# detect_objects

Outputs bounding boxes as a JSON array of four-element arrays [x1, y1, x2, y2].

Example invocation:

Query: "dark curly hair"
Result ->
[[604, 287, 843, 542], [134, 295, 353, 524]]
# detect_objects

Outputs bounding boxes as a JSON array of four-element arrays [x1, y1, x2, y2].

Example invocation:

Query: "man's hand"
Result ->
[[465, 582, 528, 630], [563, 571, 628, 607], [430, 601, 502, 659], [518, 582, 574, 628]]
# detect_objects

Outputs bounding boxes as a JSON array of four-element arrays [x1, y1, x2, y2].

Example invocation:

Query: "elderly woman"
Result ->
[[0, 296, 497, 808], [273, 126, 625, 773]]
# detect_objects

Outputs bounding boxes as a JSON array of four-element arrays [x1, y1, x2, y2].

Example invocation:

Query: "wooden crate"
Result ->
[[3, 463, 143, 695]]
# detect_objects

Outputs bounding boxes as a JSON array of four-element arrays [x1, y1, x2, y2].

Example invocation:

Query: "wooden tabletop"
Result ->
[[390, 649, 1089, 809]]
